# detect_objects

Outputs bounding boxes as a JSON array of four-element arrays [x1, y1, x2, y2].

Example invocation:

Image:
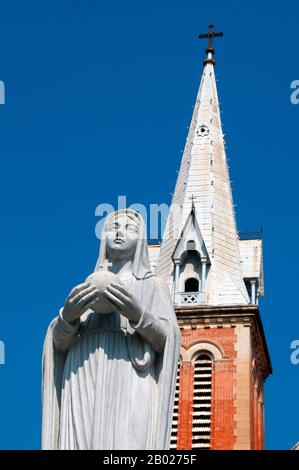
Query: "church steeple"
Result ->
[[150, 31, 271, 451], [156, 28, 249, 305]]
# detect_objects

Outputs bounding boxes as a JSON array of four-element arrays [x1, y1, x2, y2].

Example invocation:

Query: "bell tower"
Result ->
[[149, 26, 272, 450]]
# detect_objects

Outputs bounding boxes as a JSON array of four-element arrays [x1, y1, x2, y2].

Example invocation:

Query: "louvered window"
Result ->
[[170, 360, 181, 449], [192, 354, 213, 449]]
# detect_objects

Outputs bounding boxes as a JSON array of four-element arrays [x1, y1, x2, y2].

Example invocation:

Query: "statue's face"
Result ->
[[106, 215, 139, 260]]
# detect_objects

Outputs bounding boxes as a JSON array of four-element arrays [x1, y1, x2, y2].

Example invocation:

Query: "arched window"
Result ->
[[185, 277, 199, 292], [192, 354, 213, 449], [170, 360, 181, 449]]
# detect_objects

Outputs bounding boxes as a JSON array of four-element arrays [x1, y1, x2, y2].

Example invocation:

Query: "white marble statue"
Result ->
[[42, 208, 181, 450]]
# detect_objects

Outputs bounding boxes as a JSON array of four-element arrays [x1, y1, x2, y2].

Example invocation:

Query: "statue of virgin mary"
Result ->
[[42, 208, 180, 450]]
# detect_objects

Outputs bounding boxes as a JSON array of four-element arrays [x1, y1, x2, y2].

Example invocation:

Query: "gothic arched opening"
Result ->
[[185, 277, 199, 292]]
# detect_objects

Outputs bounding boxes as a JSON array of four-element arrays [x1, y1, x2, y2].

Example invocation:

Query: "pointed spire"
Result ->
[[156, 32, 249, 305]]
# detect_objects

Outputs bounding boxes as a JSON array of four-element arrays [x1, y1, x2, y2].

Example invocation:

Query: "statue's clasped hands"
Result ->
[[62, 282, 143, 324], [103, 282, 143, 323], [62, 282, 99, 324]]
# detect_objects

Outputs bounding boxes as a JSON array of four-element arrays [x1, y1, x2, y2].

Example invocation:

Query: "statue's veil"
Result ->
[[94, 208, 153, 280]]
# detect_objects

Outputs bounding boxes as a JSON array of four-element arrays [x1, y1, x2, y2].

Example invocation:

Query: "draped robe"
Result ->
[[42, 273, 180, 450]]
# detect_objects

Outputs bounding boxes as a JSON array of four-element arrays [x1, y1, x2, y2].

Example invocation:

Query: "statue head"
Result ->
[[95, 209, 153, 280], [105, 213, 139, 260]]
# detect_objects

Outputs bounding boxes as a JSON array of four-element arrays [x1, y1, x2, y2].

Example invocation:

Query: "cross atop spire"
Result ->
[[189, 194, 196, 211], [199, 24, 223, 64]]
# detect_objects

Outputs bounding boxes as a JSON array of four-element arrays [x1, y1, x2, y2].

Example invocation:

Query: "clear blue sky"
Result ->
[[0, 0, 298, 450]]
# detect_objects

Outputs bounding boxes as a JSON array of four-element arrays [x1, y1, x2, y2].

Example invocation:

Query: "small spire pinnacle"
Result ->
[[189, 194, 196, 211], [198, 24, 223, 65]]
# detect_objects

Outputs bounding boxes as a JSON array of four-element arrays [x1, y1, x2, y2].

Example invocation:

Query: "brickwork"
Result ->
[[177, 326, 236, 450], [174, 307, 271, 450]]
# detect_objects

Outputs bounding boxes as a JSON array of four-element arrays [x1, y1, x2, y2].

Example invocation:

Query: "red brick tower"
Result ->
[[149, 29, 272, 450]]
